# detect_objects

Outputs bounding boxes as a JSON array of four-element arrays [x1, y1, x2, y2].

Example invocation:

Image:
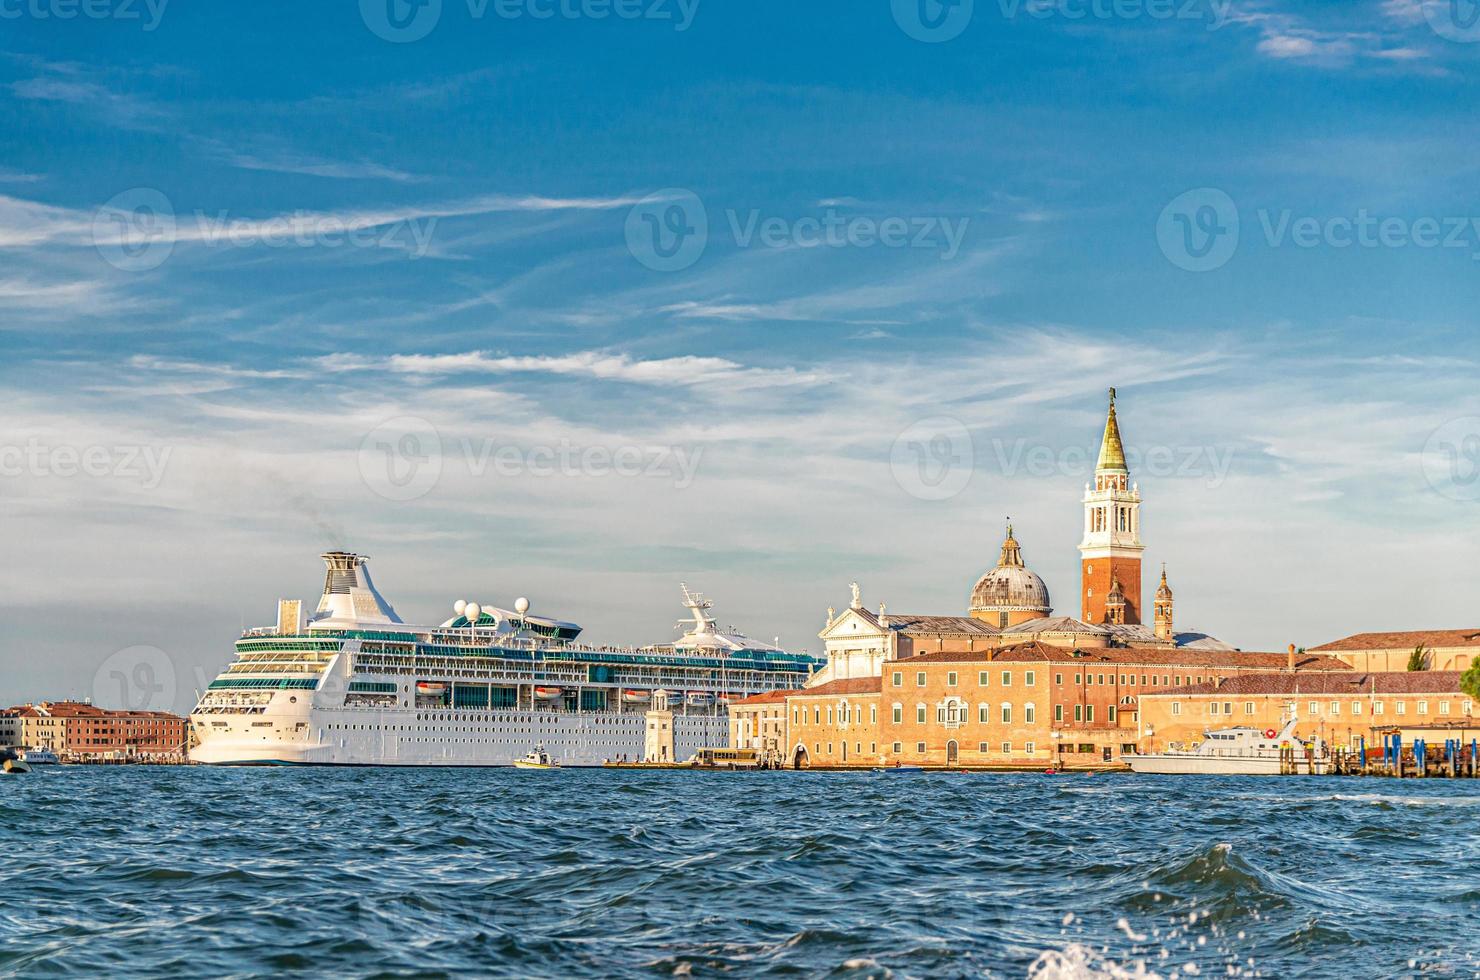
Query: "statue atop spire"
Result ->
[[1096, 387, 1128, 474]]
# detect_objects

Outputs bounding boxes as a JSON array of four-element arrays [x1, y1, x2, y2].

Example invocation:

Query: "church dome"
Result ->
[[969, 527, 1052, 619]]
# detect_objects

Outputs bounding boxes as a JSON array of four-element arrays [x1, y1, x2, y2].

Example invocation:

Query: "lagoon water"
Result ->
[[2, 767, 1476, 978]]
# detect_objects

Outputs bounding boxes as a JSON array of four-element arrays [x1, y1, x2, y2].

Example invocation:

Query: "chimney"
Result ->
[[1287, 643, 1297, 673]]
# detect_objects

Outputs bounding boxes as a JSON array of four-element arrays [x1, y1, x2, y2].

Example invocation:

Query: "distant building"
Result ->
[[728, 689, 789, 767], [1310, 630, 1480, 673], [1138, 670, 1477, 753], [777, 641, 1350, 768], [4, 702, 188, 762]]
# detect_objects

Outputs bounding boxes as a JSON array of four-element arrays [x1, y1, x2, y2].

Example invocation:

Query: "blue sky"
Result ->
[[3, 0, 1480, 712]]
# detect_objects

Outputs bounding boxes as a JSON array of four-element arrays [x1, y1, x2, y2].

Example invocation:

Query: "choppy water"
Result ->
[[2, 768, 1477, 978]]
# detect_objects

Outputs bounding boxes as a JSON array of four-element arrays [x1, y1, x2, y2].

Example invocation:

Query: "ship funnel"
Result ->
[[310, 552, 403, 626]]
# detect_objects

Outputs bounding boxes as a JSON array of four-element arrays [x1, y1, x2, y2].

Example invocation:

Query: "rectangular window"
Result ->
[[1223, 702, 1232, 715], [1374, 701, 1384, 715], [1309, 702, 1319, 716], [1245, 702, 1255, 715], [916, 742, 925, 753], [1086, 705, 1094, 722], [1418, 701, 1428, 715], [892, 742, 902, 753], [1025, 670, 1036, 686], [814, 707, 820, 724], [1440, 701, 1451, 715], [1075, 673, 1082, 685], [1025, 741, 1036, 754], [1210, 702, 1220, 716], [947, 672, 958, 687], [1001, 671, 1012, 687], [1351, 701, 1361, 716], [871, 705, 877, 723], [828, 707, 834, 724], [978, 741, 989, 753], [892, 705, 903, 724], [1329, 702, 1340, 716], [892, 671, 903, 688], [979, 705, 989, 723], [1001, 741, 1012, 754], [916, 672, 926, 687], [1055, 704, 1063, 722], [1055, 673, 1063, 685], [979, 671, 990, 687], [1172, 702, 1181, 716], [1108, 705, 1116, 723], [1024, 704, 1036, 724], [1001, 704, 1012, 723], [917, 705, 927, 723], [1074, 704, 1083, 722], [1397, 701, 1406, 715], [1098, 674, 1106, 686], [936, 706, 945, 723]]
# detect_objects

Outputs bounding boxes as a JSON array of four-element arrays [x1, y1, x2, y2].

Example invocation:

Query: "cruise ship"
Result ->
[[189, 552, 822, 766]]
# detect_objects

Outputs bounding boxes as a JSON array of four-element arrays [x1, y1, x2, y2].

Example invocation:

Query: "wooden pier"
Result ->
[[1281, 732, 1480, 778]]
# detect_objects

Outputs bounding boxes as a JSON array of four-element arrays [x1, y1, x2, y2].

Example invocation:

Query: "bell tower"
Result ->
[[1079, 389, 1144, 625], [1153, 565, 1175, 641]]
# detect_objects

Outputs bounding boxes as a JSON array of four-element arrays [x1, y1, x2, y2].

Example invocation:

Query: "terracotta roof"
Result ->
[[1003, 616, 1110, 635], [1, 702, 183, 720], [900, 641, 1350, 672], [1310, 630, 1480, 652], [1146, 671, 1469, 698], [791, 677, 881, 698], [729, 690, 791, 707]]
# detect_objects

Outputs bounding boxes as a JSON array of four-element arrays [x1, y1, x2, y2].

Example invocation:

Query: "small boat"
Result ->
[[621, 689, 651, 704], [872, 764, 924, 773], [18, 748, 58, 765], [533, 686, 563, 701], [1, 749, 30, 774], [685, 691, 715, 707], [514, 745, 560, 769], [415, 681, 447, 697]]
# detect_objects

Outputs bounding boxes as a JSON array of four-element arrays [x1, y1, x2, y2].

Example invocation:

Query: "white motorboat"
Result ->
[[18, 748, 58, 765], [1127, 716, 1331, 775]]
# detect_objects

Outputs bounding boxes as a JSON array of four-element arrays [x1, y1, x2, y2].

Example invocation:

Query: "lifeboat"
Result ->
[[533, 686, 563, 701], [685, 691, 715, 707], [621, 689, 652, 704], [415, 681, 447, 697]]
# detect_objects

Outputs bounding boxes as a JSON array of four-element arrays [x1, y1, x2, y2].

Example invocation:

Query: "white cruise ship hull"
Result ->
[[192, 701, 729, 767]]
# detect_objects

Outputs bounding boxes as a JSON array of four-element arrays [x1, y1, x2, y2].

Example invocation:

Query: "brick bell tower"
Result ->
[[1079, 388, 1144, 625]]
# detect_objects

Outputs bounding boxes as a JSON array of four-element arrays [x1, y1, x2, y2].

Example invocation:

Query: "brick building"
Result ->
[[5, 702, 189, 762], [1310, 629, 1480, 673], [1137, 671, 1478, 753]]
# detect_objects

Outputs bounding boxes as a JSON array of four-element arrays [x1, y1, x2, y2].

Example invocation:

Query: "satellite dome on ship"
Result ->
[[969, 526, 1052, 628]]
